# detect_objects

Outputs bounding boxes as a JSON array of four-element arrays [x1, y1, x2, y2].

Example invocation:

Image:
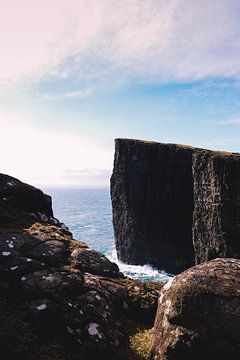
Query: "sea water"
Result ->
[[43, 186, 172, 282]]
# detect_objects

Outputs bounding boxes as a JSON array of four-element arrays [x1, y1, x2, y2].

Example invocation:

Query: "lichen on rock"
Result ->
[[0, 173, 162, 360], [150, 258, 240, 359]]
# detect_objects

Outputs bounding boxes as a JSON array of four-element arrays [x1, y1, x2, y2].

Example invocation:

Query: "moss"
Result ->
[[26, 222, 88, 252], [112, 320, 153, 360], [128, 324, 153, 359], [69, 239, 88, 252]]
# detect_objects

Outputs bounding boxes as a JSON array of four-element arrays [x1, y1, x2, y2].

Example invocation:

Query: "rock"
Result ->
[[118, 278, 164, 325], [71, 248, 120, 277], [150, 258, 240, 360], [0, 173, 161, 360], [111, 139, 196, 274], [0, 173, 59, 226], [111, 138, 240, 274], [192, 151, 240, 263]]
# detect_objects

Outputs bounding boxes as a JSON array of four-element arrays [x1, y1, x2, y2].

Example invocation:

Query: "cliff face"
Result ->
[[193, 152, 240, 263], [111, 139, 240, 274], [111, 139, 195, 274]]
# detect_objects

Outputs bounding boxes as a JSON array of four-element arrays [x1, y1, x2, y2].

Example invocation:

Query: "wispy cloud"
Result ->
[[41, 88, 96, 101], [1, 0, 240, 91]]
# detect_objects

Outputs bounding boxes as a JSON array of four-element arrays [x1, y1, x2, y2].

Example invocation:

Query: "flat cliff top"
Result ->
[[115, 138, 240, 158]]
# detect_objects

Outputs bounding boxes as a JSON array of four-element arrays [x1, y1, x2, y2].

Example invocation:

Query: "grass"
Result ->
[[112, 319, 153, 360]]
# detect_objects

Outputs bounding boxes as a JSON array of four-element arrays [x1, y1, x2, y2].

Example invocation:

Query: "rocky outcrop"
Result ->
[[0, 173, 163, 360], [0, 173, 59, 226], [111, 138, 240, 274], [150, 258, 240, 359]]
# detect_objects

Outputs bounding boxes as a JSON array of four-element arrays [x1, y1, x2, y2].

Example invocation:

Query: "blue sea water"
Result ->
[[43, 186, 172, 282]]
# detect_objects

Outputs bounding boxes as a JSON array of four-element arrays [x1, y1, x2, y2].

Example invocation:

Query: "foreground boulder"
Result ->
[[0, 173, 163, 360], [150, 258, 240, 359], [111, 138, 240, 274]]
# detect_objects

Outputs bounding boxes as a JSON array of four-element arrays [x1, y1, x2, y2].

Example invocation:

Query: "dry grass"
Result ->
[[112, 320, 153, 360]]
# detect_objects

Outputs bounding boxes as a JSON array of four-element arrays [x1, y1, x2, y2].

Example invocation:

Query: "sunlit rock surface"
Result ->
[[150, 258, 240, 360]]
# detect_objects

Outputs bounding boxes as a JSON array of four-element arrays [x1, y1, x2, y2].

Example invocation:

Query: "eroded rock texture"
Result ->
[[193, 151, 240, 263], [0, 173, 54, 223], [111, 139, 240, 274], [150, 258, 240, 360], [0, 173, 163, 360]]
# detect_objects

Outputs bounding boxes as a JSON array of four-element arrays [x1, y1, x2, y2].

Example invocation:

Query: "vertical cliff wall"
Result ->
[[111, 139, 195, 274], [193, 151, 240, 263], [111, 138, 240, 274]]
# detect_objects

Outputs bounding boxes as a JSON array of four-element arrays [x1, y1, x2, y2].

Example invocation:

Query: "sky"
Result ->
[[1, 0, 240, 186]]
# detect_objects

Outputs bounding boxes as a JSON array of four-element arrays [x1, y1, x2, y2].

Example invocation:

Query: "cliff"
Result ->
[[111, 138, 240, 274], [193, 151, 240, 263], [0, 173, 163, 360]]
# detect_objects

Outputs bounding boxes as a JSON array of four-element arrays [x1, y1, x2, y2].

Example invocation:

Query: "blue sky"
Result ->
[[1, 0, 240, 185]]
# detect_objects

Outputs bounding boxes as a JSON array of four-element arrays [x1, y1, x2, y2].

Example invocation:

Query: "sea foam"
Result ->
[[107, 250, 173, 282]]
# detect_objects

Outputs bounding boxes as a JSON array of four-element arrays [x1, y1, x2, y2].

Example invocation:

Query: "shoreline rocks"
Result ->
[[0, 173, 163, 360]]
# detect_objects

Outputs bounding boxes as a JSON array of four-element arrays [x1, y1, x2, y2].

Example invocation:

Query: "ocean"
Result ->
[[43, 186, 172, 282]]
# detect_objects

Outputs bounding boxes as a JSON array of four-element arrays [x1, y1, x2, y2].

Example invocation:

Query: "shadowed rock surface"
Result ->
[[0, 173, 163, 360], [111, 138, 240, 274], [111, 139, 195, 274], [0, 173, 54, 223], [193, 151, 240, 263], [150, 258, 240, 360]]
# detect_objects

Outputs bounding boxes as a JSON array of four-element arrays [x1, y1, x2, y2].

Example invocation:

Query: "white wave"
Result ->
[[107, 250, 174, 282]]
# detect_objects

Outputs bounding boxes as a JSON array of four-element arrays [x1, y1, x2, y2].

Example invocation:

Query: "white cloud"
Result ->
[[41, 87, 96, 101], [1, 0, 240, 90], [0, 110, 113, 185]]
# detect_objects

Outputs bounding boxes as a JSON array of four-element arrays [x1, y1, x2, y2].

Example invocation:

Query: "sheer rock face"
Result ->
[[0, 173, 163, 359], [150, 258, 240, 360], [111, 138, 240, 274], [192, 152, 240, 263], [111, 139, 195, 274]]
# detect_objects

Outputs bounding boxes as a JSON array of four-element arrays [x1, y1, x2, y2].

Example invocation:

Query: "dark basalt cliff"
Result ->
[[111, 138, 240, 274], [111, 139, 195, 274], [193, 151, 240, 263], [0, 173, 163, 360]]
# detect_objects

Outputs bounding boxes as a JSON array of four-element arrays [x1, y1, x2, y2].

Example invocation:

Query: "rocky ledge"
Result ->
[[0, 174, 163, 360]]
